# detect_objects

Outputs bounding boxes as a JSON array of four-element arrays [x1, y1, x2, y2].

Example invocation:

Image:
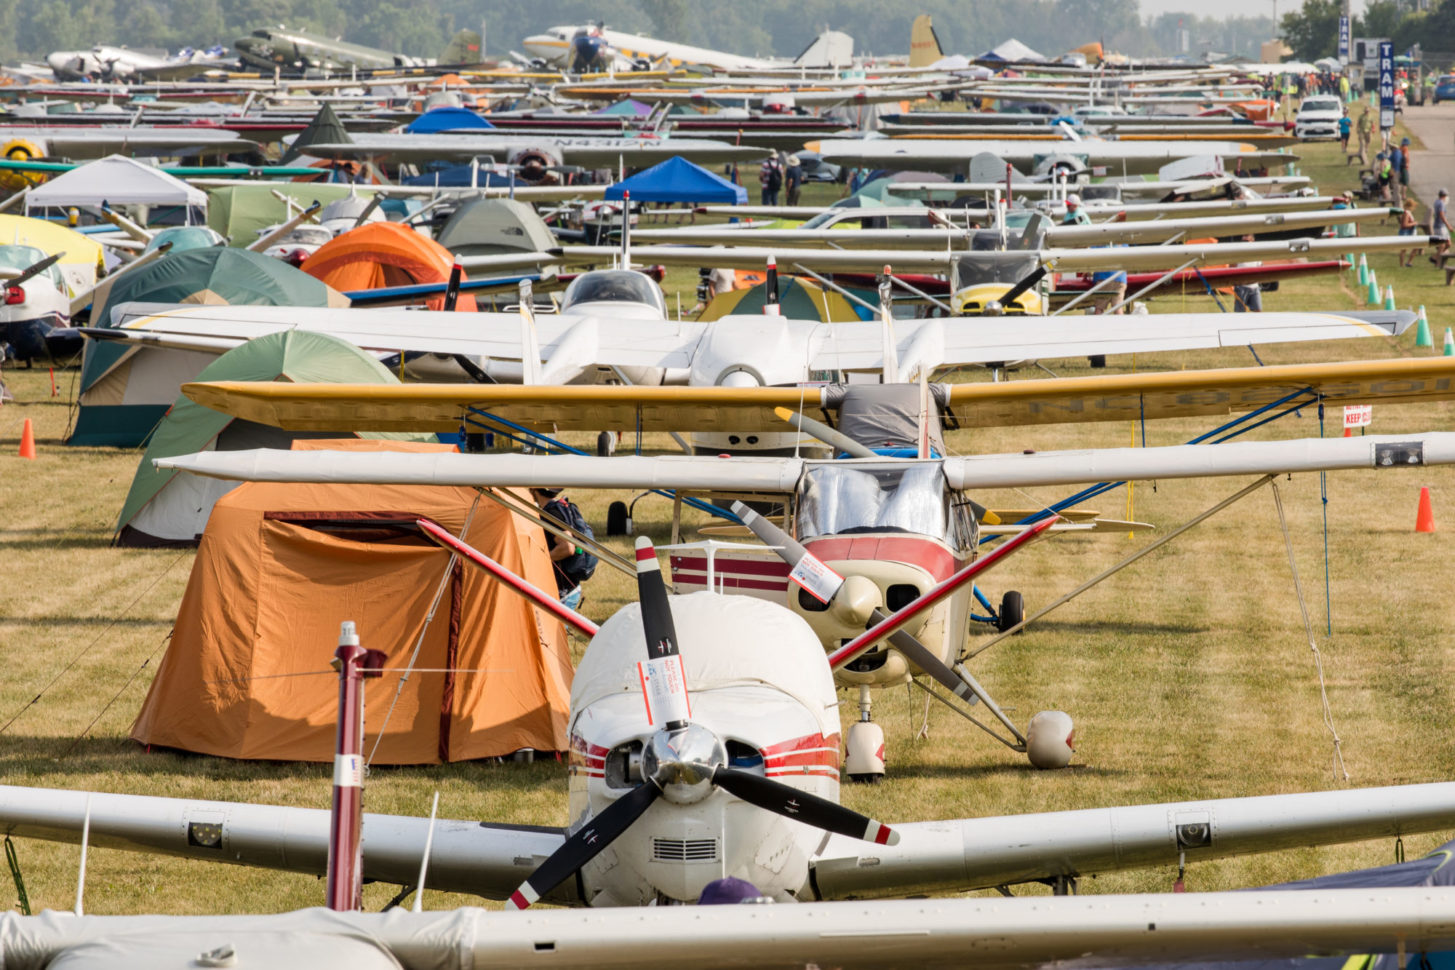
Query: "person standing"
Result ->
[[1061, 193, 1091, 225], [1339, 109, 1352, 153], [759, 155, 782, 206], [784, 154, 804, 207], [1398, 137, 1412, 207], [1431, 188, 1452, 266], [1397, 198, 1422, 267], [530, 487, 597, 611], [1355, 107, 1373, 166]]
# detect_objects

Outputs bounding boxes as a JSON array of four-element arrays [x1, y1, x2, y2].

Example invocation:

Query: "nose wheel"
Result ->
[[845, 687, 885, 784]]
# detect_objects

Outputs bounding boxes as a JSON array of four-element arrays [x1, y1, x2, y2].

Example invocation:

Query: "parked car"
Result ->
[[1294, 96, 1342, 140], [1434, 74, 1455, 103]]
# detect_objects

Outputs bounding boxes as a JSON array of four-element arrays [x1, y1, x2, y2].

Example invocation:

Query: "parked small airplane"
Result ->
[[158, 360, 1455, 777], [44, 43, 229, 81]]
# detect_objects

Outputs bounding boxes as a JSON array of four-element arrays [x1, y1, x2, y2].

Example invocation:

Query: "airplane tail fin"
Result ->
[[793, 30, 853, 69], [909, 15, 944, 69], [439, 28, 483, 66]]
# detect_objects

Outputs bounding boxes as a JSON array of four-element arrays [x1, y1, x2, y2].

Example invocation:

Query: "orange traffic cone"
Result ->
[[1416, 486, 1436, 533], [17, 418, 34, 460]]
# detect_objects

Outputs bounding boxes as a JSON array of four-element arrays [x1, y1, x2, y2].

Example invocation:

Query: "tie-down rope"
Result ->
[[1270, 480, 1350, 783]]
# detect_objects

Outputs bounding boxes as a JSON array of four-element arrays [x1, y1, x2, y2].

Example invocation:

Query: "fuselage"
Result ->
[[566, 592, 840, 905]]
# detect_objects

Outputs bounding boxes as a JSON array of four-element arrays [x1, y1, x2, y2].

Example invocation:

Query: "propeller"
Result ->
[[3, 251, 64, 290], [442, 263, 463, 313], [505, 537, 898, 910], [729, 502, 1039, 712], [982, 266, 1047, 315]]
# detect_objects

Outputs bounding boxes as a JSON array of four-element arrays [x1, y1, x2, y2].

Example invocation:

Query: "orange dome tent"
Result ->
[[301, 221, 478, 311]]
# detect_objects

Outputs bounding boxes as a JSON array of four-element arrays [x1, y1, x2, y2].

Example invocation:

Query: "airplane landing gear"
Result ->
[[845, 687, 884, 784], [995, 591, 1024, 633]]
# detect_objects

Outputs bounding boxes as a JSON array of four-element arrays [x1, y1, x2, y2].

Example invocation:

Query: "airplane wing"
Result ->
[[1, 126, 258, 158], [301, 135, 771, 167], [106, 304, 1408, 380], [0, 785, 576, 905], [105, 304, 707, 381], [630, 210, 1395, 250], [558, 236, 1420, 273], [3, 889, 1455, 970], [173, 357, 1455, 435], [1043, 206, 1397, 246], [813, 309, 1413, 376], [154, 431, 1455, 493], [1041, 235, 1428, 273], [1, 781, 1452, 907]]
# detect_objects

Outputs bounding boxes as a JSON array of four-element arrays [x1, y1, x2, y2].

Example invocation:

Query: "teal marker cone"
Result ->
[[1416, 306, 1432, 347], [1445, 327, 1455, 356], [1357, 253, 1368, 285], [1366, 272, 1379, 305], [1384, 284, 1396, 311], [1346, 252, 1356, 269]]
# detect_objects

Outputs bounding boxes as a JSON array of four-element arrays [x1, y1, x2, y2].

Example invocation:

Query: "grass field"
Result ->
[[0, 129, 1452, 917]]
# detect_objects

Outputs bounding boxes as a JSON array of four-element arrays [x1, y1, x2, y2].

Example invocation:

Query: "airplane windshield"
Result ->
[[560, 270, 666, 314], [797, 463, 949, 542]]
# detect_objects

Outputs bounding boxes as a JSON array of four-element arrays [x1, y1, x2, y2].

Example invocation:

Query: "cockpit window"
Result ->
[[560, 269, 665, 314], [0, 245, 63, 290], [797, 462, 948, 543]]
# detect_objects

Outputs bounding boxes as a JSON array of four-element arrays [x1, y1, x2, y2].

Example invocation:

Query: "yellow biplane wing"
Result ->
[[182, 357, 1455, 435]]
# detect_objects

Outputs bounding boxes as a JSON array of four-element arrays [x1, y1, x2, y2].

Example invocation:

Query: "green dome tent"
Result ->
[[71, 248, 348, 448], [115, 329, 430, 547]]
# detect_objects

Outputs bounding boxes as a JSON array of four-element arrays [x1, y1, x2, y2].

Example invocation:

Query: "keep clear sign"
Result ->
[[1379, 40, 1396, 130]]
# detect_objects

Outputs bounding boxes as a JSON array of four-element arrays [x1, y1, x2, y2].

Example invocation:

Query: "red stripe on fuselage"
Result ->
[[804, 535, 962, 581]]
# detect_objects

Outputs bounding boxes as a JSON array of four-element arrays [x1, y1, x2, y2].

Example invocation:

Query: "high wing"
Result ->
[[555, 236, 1421, 273], [3, 891, 1455, 970], [155, 432, 1455, 495], [0, 786, 575, 905], [99, 302, 1413, 382], [1, 782, 1452, 904], [0, 126, 258, 159], [297, 134, 771, 167], [173, 357, 1455, 435], [628, 209, 1396, 249], [805, 137, 1296, 175]]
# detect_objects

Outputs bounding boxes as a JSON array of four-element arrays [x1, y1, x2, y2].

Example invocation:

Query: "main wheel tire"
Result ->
[[997, 590, 1025, 633], [596, 431, 616, 457], [606, 500, 629, 536]]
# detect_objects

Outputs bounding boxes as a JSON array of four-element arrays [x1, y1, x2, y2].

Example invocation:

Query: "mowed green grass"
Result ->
[[0, 132, 1453, 916]]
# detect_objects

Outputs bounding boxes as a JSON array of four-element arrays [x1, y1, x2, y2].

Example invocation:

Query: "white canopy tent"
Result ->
[[26, 155, 206, 225]]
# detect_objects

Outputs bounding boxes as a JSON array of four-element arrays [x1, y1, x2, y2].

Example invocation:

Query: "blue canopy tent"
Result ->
[[404, 107, 495, 134], [604, 155, 746, 205]]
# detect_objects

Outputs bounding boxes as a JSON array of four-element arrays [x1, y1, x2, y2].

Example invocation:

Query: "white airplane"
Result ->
[[0, 126, 256, 163], [2, 535, 1455, 911], [804, 136, 1295, 177], [520, 24, 852, 73], [154, 368, 1455, 779]]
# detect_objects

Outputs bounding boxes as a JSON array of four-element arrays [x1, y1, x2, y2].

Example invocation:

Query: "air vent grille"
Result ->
[[652, 837, 718, 862]]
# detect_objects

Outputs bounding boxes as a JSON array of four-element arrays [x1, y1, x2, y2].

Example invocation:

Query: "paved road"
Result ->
[[1396, 103, 1455, 210]]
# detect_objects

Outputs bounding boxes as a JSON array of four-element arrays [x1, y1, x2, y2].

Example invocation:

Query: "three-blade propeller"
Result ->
[[506, 537, 898, 910]]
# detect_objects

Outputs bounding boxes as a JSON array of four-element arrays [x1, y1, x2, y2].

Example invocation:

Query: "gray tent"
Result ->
[[434, 198, 556, 260]]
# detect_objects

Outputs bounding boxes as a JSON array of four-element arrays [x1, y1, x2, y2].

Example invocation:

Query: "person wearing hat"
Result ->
[[1061, 193, 1091, 226], [785, 154, 804, 207], [1432, 188, 1451, 268], [530, 487, 597, 611], [1376, 152, 1393, 203]]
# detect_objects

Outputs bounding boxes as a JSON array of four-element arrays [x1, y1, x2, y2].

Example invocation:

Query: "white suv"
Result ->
[[1294, 96, 1343, 140]]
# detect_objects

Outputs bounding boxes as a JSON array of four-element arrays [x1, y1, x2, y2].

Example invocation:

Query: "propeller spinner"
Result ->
[[505, 537, 898, 910]]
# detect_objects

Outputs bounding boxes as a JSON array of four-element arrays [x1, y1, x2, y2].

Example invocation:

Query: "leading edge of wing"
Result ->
[[179, 381, 825, 433], [182, 357, 1455, 434]]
